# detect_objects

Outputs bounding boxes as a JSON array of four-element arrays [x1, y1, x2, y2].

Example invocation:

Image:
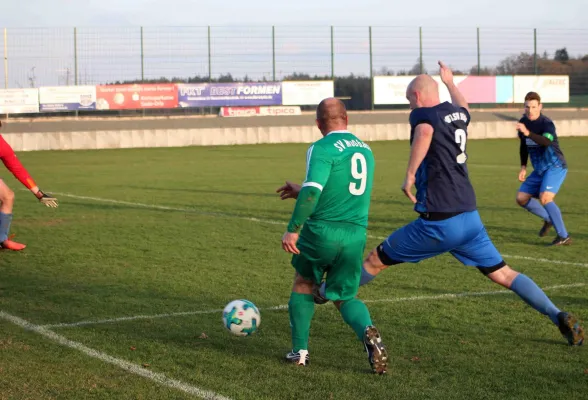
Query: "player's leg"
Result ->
[[327, 228, 388, 374], [450, 211, 583, 345], [363, 216, 462, 277], [286, 270, 316, 366], [516, 171, 552, 236], [315, 217, 454, 303], [484, 266, 582, 345], [538, 167, 570, 245], [286, 226, 335, 365], [0, 179, 25, 251]]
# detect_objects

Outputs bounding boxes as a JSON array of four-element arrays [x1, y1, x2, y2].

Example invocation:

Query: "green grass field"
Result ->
[[0, 137, 587, 400]]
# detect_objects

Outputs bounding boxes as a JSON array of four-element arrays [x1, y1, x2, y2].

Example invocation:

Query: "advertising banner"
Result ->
[[96, 84, 178, 110], [39, 86, 96, 111], [0, 88, 39, 114], [513, 75, 569, 103], [373, 76, 415, 105], [282, 81, 334, 105], [219, 106, 302, 117], [178, 82, 282, 107], [374, 75, 528, 104]]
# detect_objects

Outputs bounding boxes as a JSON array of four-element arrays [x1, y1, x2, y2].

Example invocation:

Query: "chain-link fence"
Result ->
[[2, 26, 587, 109]]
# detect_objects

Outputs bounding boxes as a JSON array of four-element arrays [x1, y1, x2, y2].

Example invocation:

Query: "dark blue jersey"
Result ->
[[409, 102, 477, 214], [518, 114, 567, 174]]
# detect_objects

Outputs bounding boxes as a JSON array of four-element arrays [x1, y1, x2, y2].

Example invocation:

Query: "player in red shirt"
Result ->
[[0, 120, 58, 251]]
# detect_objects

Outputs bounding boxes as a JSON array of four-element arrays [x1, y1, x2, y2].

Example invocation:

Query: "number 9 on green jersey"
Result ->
[[301, 131, 375, 228]]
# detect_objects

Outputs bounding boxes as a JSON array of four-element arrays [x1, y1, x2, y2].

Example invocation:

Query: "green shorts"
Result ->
[[291, 220, 367, 302]]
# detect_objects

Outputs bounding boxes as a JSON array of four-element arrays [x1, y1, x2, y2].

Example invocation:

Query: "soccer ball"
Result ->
[[222, 299, 261, 336]]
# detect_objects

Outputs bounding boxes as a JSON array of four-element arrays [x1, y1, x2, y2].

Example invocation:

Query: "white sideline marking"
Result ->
[[50, 191, 588, 268], [41, 305, 288, 329], [362, 283, 585, 304], [500, 254, 588, 268], [467, 164, 588, 175], [0, 311, 232, 400], [41, 284, 584, 330], [51, 192, 285, 226]]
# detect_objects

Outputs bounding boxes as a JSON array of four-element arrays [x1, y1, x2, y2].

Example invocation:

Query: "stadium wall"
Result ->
[[2, 118, 588, 152]]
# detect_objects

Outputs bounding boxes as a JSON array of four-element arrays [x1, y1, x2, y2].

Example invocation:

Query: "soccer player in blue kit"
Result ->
[[515, 91, 571, 246], [314, 61, 583, 346]]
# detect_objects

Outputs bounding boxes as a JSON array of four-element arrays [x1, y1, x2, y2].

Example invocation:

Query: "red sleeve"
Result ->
[[0, 135, 37, 190]]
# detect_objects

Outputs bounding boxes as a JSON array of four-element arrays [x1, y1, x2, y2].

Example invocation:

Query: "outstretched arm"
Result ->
[[0, 135, 38, 192], [438, 60, 469, 112], [0, 135, 58, 207]]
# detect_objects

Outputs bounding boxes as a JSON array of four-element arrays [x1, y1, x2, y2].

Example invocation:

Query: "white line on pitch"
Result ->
[[41, 305, 289, 329], [364, 234, 588, 268], [50, 191, 588, 268], [500, 254, 588, 268], [41, 283, 584, 330], [50, 192, 286, 225], [0, 311, 232, 400]]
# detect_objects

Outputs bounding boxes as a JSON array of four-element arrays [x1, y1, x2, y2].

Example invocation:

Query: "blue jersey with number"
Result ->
[[409, 102, 477, 214], [518, 114, 567, 174]]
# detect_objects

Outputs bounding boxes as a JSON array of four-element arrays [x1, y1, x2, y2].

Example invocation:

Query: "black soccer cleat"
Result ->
[[550, 235, 572, 246], [285, 350, 310, 366], [312, 282, 329, 305], [363, 325, 388, 375], [539, 221, 553, 237], [557, 312, 584, 346]]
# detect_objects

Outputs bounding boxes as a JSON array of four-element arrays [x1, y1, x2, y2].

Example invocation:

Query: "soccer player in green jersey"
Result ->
[[277, 98, 388, 374]]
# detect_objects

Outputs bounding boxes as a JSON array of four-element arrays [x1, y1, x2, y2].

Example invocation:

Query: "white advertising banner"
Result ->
[[513, 76, 569, 103], [374, 75, 469, 105], [282, 81, 334, 105], [0, 88, 39, 113], [39, 86, 97, 111], [373, 76, 414, 105]]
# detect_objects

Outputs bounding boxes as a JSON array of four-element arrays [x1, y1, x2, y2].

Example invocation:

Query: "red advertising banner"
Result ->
[[96, 84, 178, 110]]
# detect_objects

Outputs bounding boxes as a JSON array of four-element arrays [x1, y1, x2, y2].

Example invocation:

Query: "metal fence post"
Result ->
[[74, 27, 78, 85], [419, 27, 423, 74], [330, 26, 335, 80], [208, 26, 212, 82], [476, 27, 481, 75], [369, 26, 374, 110], [140, 26, 145, 82], [3, 28, 7, 89], [533, 28, 538, 74], [272, 26, 276, 81]]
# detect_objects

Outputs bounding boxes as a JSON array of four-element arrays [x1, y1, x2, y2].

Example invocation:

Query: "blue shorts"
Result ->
[[519, 167, 567, 196], [380, 210, 504, 268]]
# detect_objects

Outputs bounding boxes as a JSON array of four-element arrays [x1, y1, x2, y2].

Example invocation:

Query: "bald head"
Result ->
[[315, 97, 348, 135], [406, 74, 440, 109]]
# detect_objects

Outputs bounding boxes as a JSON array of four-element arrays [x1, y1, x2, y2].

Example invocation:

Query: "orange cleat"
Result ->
[[1, 235, 26, 251]]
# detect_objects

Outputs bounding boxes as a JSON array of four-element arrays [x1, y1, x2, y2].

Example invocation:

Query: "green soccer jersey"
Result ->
[[300, 130, 375, 228]]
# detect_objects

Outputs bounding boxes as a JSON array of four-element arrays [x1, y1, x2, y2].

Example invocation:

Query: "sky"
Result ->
[[0, 0, 586, 87]]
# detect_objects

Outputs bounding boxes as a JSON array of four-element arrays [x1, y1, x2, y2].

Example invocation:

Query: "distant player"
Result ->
[[277, 98, 388, 374], [515, 92, 570, 246], [0, 120, 58, 250], [314, 63, 583, 347]]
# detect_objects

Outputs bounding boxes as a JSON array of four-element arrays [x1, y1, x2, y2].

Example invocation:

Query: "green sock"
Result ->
[[288, 292, 315, 352], [340, 298, 373, 340]]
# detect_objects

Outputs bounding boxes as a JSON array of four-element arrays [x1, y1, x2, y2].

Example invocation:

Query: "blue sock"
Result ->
[[0, 212, 12, 242], [359, 267, 376, 286], [510, 274, 560, 325], [543, 202, 568, 238], [319, 266, 376, 298], [522, 198, 550, 222]]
